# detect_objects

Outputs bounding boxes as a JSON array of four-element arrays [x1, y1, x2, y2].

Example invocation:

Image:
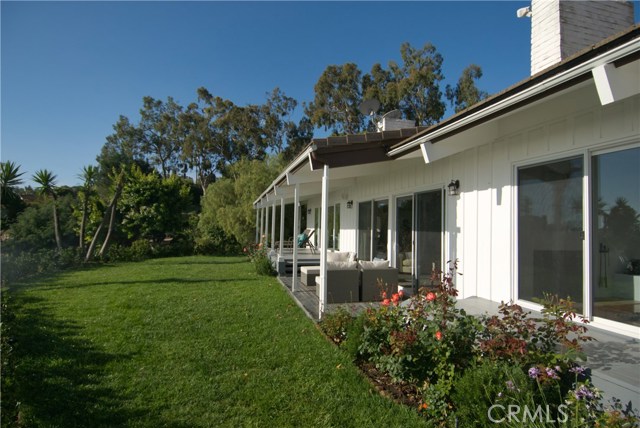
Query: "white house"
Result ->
[[254, 0, 640, 339]]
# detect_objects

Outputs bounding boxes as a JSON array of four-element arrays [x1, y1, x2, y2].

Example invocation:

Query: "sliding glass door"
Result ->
[[517, 157, 584, 312], [591, 147, 640, 326], [415, 190, 443, 289], [396, 196, 414, 284]]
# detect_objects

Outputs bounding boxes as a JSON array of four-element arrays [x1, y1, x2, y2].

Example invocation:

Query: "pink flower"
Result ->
[[398, 290, 404, 298], [426, 292, 436, 302], [381, 298, 390, 306], [435, 331, 443, 341], [391, 293, 400, 304], [381, 291, 388, 300]]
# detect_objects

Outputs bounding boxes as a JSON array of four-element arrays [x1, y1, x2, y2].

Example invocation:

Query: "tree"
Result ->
[[1, 161, 26, 229], [138, 96, 184, 178], [305, 63, 365, 135], [77, 165, 99, 251], [388, 42, 446, 126], [199, 156, 282, 244], [31, 169, 62, 251], [119, 169, 193, 242], [446, 64, 488, 113], [261, 87, 298, 154]]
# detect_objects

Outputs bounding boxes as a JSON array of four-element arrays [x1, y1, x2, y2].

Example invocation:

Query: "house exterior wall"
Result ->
[[303, 84, 638, 324]]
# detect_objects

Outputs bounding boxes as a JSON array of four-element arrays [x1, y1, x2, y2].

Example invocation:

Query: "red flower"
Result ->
[[381, 291, 388, 299], [391, 293, 400, 304], [381, 298, 391, 306], [435, 331, 443, 341], [398, 290, 404, 298], [426, 292, 436, 302]]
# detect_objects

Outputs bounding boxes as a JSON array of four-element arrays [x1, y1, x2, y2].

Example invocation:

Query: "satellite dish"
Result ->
[[382, 109, 402, 120], [358, 98, 380, 116]]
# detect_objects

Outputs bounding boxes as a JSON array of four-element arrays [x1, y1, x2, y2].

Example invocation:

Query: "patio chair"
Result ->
[[297, 229, 316, 252]]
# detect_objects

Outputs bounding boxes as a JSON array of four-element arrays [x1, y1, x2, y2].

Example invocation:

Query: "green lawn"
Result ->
[[3, 256, 428, 427]]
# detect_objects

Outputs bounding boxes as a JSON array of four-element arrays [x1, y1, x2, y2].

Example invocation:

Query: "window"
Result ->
[[517, 157, 584, 312], [358, 199, 388, 261]]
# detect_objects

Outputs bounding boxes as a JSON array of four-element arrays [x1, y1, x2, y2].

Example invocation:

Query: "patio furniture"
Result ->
[[297, 229, 316, 253], [315, 258, 360, 303], [359, 260, 399, 301], [398, 252, 412, 274], [300, 266, 320, 286]]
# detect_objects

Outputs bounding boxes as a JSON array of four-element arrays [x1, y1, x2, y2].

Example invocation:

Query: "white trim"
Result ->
[[292, 184, 300, 292], [319, 165, 329, 319]]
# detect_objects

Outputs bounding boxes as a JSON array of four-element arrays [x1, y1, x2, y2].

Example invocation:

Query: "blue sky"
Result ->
[[2, 1, 639, 187]]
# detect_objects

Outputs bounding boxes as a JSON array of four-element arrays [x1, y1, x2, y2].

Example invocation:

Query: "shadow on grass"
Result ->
[[47, 276, 262, 290], [6, 293, 191, 428]]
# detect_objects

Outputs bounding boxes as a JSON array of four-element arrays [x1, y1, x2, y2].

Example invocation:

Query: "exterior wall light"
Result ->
[[346, 200, 354, 209], [448, 180, 460, 196]]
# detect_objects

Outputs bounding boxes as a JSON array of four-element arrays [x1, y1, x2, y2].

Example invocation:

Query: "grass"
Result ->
[[2, 256, 429, 427]]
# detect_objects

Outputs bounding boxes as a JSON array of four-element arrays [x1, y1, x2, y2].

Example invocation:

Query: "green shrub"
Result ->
[[320, 307, 355, 345], [344, 312, 366, 360], [245, 244, 275, 276], [452, 361, 533, 428], [1, 248, 82, 284]]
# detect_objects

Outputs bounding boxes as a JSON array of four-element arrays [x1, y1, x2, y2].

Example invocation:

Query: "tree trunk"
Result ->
[[84, 174, 124, 262], [79, 196, 88, 251], [52, 195, 62, 252], [98, 196, 119, 258]]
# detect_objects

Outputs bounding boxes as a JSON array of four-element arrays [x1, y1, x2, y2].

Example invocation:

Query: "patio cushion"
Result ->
[[358, 260, 389, 269], [327, 260, 358, 270]]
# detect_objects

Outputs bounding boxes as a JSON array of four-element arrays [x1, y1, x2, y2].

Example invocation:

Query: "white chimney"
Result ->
[[529, 0, 634, 75]]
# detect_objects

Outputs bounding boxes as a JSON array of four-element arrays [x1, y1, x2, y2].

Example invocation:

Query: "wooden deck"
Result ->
[[278, 274, 375, 320]]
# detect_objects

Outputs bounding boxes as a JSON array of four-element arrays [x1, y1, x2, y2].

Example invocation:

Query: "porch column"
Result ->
[[271, 202, 276, 250], [292, 184, 300, 291], [255, 207, 260, 244], [265, 204, 270, 247], [319, 164, 329, 319], [260, 207, 266, 246], [279, 197, 285, 255]]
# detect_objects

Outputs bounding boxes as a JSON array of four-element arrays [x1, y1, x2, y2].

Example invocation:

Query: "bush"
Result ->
[[245, 244, 275, 276], [1, 248, 82, 284], [320, 307, 355, 345]]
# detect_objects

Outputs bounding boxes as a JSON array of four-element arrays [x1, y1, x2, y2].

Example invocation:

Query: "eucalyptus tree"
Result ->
[[446, 64, 488, 113], [77, 165, 99, 251], [139, 96, 184, 178], [305, 63, 366, 135], [1, 161, 26, 229], [388, 42, 446, 126], [32, 169, 62, 251]]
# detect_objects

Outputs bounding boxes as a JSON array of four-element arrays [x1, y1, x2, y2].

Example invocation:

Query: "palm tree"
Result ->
[[32, 169, 62, 251], [77, 165, 98, 251], [1, 161, 26, 228]]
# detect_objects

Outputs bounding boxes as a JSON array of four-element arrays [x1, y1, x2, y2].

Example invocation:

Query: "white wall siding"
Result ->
[[298, 87, 638, 304]]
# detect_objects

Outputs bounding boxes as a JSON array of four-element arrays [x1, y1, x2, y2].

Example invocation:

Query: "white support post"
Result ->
[[261, 207, 266, 246], [319, 165, 329, 319], [255, 208, 260, 244], [279, 198, 285, 255], [292, 184, 300, 292], [271, 202, 276, 250], [265, 205, 270, 247]]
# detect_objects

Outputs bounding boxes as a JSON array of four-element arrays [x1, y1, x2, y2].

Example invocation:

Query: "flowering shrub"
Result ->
[[244, 243, 275, 276], [335, 259, 639, 427]]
